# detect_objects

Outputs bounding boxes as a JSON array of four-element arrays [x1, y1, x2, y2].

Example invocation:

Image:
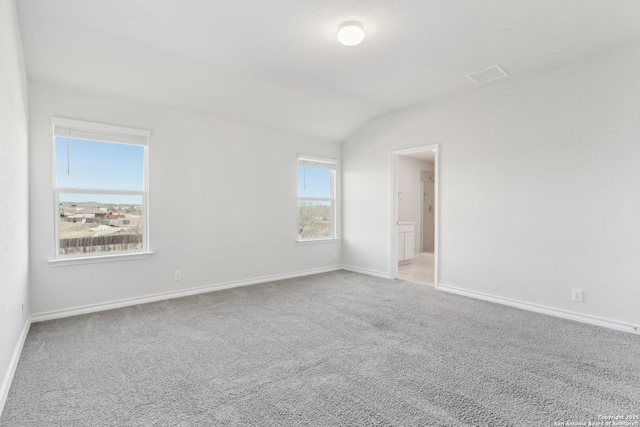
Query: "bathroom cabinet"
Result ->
[[397, 222, 415, 262]]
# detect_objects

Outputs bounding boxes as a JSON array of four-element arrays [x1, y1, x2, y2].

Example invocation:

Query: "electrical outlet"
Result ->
[[572, 288, 583, 302], [21, 303, 24, 317], [332, 252, 337, 260], [174, 270, 182, 281]]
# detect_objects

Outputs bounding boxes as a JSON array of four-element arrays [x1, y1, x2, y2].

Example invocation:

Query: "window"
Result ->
[[297, 156, 337, 241], [52, 117, 150, 261]]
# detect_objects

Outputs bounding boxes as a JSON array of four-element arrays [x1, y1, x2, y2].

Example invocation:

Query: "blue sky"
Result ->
[[56, 136, 144, 204], [298, 166, 332, 199]]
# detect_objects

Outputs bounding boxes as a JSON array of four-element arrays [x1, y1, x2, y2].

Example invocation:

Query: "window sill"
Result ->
[[296, 238, 340, 245], [48, 251, 154, 267]]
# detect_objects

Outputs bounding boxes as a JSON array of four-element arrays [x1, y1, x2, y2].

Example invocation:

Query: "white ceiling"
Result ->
[[16, 0, 640, 141]]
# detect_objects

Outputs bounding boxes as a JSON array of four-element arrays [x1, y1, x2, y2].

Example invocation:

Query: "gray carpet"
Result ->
[[2, 271, 639, 426]]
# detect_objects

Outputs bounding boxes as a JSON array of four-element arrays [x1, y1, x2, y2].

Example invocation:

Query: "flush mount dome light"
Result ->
[[338, 21, 365, 46]]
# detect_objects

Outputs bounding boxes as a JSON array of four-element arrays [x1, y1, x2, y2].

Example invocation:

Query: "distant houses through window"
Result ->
[[297, 156, 337, 240], [52, 117, 150, 259]]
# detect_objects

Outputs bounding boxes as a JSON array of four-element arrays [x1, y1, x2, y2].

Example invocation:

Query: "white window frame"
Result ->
[[297, 155, 338, 243], [49, 117, 152, 266]]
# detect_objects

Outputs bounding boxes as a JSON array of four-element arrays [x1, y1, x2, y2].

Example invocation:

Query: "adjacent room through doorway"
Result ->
[[393, 147, 437, 286]]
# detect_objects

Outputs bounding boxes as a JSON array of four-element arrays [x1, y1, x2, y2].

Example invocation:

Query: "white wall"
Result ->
[[0, 0, 29, 409], [397, 156, 429, 253], [29, 82, 341, 316], [343, 44, 640, 327]]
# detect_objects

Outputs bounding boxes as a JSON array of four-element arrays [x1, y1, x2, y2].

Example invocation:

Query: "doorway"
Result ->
[[390, 145, 438, 286], [422, 170, 435, 253]]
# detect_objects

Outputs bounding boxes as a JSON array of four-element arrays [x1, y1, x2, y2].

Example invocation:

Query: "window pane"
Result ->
[[59, 194, 143, 255], [298, 166, 332, 199], [298, 200, 332, 239], [56, 137, 144, 190]]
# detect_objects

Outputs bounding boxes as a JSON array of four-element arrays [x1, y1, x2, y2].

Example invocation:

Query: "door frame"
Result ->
[[390, 144, 439, 284], [420, 180, 425, 252]]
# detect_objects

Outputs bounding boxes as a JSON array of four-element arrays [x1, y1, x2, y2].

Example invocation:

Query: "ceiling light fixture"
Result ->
[[338, 21, 365, 46]]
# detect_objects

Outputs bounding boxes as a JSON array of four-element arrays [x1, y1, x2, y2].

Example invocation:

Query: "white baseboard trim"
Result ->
[[0, 321, 31, 419], [31, 265, 342, 323], [341, 265, 391, 279], [436, 283, 640, 335]]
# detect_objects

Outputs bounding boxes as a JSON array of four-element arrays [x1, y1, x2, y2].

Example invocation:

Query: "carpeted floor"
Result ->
[[2, 271, 639, 426]]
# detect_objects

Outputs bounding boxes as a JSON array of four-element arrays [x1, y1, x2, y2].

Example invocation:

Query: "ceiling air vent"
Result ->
[[466, 65, 509, 85]]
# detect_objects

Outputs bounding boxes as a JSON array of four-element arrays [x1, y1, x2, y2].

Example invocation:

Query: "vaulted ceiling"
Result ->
[[17, 0, 640, 141]]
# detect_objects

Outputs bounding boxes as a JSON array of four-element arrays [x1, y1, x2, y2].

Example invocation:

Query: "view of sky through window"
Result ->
[[297, 165, 334, 239], [55, 136, 144, 203], [297, 166, 332, 198]]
